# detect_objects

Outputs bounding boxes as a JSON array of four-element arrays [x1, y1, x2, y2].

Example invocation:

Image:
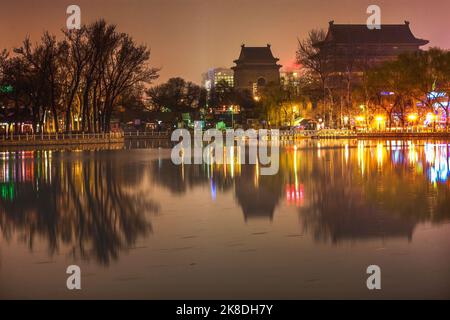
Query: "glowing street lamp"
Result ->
[[359, 105, 369, 128], [407, 113, 418, 131], [426, 112, 437, 131], [407, 113, 418, 122], [356, 116, 365, 122], [375, 115, 384, 131], [426, 112, 436, 123], [343, 116, 349, 127], [229, 105, 235, 128]]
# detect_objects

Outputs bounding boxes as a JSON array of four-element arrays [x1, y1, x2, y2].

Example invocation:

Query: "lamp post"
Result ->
[[229, 105, 234, 129], [356, 115, 365, 132], [343, 116, 349, 129], [426, 112, 436, 132], [376, 115, 384, 132], [360, 104, 369, 130], [407, 113, 418, 132]]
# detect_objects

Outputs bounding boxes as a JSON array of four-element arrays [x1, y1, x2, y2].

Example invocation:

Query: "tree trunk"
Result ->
[[446, 108, 449, 130], [65, 105, 72, 133], [50, 78, 59, 132], [52, 105, 59, 133], [93, 95, 98, 133]]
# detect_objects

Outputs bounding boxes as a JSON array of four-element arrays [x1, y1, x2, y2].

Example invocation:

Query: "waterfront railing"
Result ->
[[1, 131, 173, 142], [1, 132, 124, 142]]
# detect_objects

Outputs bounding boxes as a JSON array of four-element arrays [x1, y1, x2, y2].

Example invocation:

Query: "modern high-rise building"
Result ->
[[280, 67, 304, 88], [202, 68, 234, 92], [280, 66, 305, 97]]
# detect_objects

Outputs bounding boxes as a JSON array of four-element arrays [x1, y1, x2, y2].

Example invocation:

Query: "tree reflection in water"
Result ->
[[296, 141, 450, 243], [0, 150, 158, 265], [149, 140, 450, 243], [1, 140, 449, 264]]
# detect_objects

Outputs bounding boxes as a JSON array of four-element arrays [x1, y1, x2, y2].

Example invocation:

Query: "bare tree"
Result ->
[[61, 27, 91, 132], [80, 20, 119, 132], [296, 29, 334, 125], [100, 34, 159, 132]]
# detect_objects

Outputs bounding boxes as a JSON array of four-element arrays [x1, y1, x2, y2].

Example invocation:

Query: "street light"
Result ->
[[229, 105, 235, 128], [343, 116, 349, 128], [408, 113, 418, 122], [356, 115, 365, 130], [426, 112, 437, 131], [426, 112, 436, 123], [375, 115, 384, 131], [407, 113, 418, 132]]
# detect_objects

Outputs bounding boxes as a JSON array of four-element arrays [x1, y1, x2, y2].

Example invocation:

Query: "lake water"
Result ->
[[0, 139, 449, 299]]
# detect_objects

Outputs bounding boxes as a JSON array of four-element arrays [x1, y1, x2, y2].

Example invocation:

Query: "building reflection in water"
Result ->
[[1, 140, 450, 264], [150, 145, 284, 221], [298, 140, 450, 243], [150, 140, 450, 243]]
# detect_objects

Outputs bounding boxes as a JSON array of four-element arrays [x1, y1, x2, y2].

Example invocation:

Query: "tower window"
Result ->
[[257, 77, 266, 86]]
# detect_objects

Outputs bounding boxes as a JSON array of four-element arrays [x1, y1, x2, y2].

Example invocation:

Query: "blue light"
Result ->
[[210, 179, 216, 200], [427, 91, 447, 99]]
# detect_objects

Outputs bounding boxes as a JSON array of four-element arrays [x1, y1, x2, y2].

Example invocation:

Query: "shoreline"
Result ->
[[2, 131, 450, 148], [0, 136, 125, 147], [311, 132, 450, 139], [0, 131, 171, 148]]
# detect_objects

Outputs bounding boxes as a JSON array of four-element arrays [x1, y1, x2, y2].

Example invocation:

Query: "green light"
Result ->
[[9, 183, 14, 200], [0, 85, 13, 93], [0, 182, 15, 201], [1, 184, 7, 200]]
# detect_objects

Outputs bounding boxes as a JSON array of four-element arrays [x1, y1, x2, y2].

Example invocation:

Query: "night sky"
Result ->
[[1, 0, 449, 84]]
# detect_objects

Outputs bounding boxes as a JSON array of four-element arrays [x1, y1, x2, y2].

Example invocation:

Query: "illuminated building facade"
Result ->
[[232, 44, 282, 96], [280, 66, 306, 96], [314, 21, 429, 73], [202, 68, 234, 92], [280, 69, 302, 88]]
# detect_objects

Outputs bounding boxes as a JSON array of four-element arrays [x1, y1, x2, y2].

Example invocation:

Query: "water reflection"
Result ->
[[1, 140, 450, 265], [0, 150, 158, 265], [148, 140, 450, 242], [150, 149, 284, 221], [297, 141, 450, 243]]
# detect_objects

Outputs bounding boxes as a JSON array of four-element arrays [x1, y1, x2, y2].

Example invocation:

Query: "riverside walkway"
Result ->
[[2, 129, 450, 147], [0, 131, 172, 147], [280, 129, 450, 140]]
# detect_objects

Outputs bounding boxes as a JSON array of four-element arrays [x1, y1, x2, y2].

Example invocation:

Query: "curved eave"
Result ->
[[416, 39, 430, 46], [315, 39, 429, 47]]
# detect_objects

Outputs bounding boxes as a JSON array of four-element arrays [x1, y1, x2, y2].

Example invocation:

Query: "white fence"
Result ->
[[1, 132, 123, 142]]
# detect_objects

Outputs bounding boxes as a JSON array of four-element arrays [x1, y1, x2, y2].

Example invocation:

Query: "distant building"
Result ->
[[279, 65, 305, 98], [314, 21, 429, 73], [232, 44, 282, 96], [280, 65, 304, 88], [202, 68, 234, 92]]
